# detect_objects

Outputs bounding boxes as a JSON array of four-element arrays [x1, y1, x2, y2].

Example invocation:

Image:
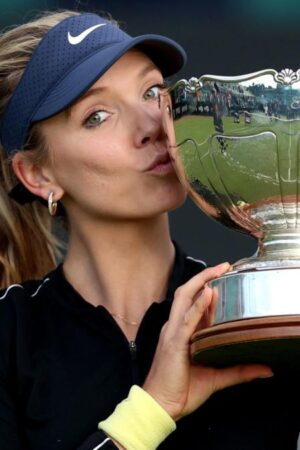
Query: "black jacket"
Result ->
[[0, 244, 299, 450]]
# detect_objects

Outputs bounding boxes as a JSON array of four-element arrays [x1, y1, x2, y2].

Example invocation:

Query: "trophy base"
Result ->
[[191, 315, 300, 372]]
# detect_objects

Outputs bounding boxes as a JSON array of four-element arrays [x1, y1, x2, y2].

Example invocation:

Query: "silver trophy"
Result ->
[[163, 69, 300, 370]]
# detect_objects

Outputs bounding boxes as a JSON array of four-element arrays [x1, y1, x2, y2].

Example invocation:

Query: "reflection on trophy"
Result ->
[[163, 69, 300, 370]]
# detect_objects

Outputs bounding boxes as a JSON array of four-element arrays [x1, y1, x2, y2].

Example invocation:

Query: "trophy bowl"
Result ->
[[163, 69, 300, 371]]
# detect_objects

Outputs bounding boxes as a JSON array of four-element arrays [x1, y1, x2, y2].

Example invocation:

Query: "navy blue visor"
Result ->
[[0, 13, 186, 155]]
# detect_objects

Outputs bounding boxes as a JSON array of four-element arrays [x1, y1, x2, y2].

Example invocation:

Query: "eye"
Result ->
[[143, 83, 167, 101], [84, 110, 110, 128]]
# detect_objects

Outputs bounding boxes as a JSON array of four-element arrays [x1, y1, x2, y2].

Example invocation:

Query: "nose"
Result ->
[[130, 99, 167, 149]]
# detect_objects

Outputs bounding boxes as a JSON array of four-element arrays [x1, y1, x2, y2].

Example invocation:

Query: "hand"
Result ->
[[143, 262, 273, 421]]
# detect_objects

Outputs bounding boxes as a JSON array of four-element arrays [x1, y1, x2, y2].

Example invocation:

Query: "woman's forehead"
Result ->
[[72, 51, 162, 103]]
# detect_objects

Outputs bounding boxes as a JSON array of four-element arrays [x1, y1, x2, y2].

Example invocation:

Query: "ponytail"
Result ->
[[0, 11, 78, 287], [0, 151, 61, 286]]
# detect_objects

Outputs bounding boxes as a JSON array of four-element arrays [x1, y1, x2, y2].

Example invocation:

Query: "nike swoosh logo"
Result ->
[[67, 23, 106, 45]]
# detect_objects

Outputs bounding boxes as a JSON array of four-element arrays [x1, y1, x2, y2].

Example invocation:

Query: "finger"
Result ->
[[170, 263, 230, 321], [179, 263, 230, 301], [207, 286, 219, 326], [213, 364, 274, 393], [195, 286, 219, 332], [183, 286, 213, 335]]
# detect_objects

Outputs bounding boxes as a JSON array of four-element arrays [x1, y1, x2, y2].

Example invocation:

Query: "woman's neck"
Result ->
[[63, 214, 175, 332]]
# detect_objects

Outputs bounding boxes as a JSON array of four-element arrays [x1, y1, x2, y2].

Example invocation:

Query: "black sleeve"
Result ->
[[77, 430, 118, 449], [0, 375, 25, 450], [0, 373, 118, 450], [0, 289, 119, 450], [0, 295, 26, 450]]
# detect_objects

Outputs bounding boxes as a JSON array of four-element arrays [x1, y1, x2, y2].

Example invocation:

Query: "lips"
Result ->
[[145, 152, 172, 171]]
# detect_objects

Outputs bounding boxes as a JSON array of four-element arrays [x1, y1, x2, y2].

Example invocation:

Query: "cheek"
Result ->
[[50, 138, 134, 207], [46, 131, 186, 216], [50, 134, 121, 182]]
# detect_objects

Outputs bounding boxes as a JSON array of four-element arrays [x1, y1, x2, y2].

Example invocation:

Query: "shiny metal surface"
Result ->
[[161, 69, 300, 324], [164, 69, 300, 271], [211, 268, 300, 324]]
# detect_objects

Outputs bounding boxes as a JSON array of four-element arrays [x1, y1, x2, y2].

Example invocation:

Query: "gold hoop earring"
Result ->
[[48, 192, 58, 216]]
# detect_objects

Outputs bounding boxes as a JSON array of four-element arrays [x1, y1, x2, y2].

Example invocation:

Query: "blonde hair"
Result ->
[[0, 10, 79, 287]]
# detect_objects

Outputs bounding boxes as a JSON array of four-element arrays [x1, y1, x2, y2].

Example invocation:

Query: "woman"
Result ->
[[0, 10, 296, 450]]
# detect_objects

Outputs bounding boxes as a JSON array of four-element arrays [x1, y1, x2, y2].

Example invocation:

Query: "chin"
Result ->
[[166, 191, 187, 213], [126, 176, 187, 218], [157, 182, 187, 213]]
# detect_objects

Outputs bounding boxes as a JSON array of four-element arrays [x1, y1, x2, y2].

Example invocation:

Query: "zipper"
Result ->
[[129, 340, 137, 361], [99, 307, 141, 384], [129, 340, 140, 384]]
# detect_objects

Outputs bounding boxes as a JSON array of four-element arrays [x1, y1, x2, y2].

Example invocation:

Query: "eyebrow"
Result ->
[[66, 86, 107, 118], [67, 61, 160, 117]]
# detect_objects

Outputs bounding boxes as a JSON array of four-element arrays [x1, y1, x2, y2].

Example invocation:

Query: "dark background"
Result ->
[[2, 0, 300, 265]]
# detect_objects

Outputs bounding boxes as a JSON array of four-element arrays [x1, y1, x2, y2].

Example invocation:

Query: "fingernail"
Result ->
[[215, 262, 230, 270], [258, 371, 274, 379]]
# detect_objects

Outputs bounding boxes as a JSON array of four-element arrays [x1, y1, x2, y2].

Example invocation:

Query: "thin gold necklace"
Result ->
[[110, 312, 138, 326]]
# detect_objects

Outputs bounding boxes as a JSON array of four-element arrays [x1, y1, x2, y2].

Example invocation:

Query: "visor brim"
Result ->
[[33, 34, 186, 122]]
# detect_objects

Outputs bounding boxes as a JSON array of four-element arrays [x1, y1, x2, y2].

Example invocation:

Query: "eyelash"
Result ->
[[143, 82, 168, 100], [84, 110, 110, 129], [83, 81, 169, 129]]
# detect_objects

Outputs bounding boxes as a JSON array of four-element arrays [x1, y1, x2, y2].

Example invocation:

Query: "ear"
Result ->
[[12, 152, 64, 202]]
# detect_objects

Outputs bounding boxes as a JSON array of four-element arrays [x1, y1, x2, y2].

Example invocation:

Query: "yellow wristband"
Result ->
[[98, 385, 176, 450]]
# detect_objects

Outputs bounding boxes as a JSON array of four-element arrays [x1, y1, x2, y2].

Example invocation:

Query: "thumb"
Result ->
[[213, 364, 273, 392]]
